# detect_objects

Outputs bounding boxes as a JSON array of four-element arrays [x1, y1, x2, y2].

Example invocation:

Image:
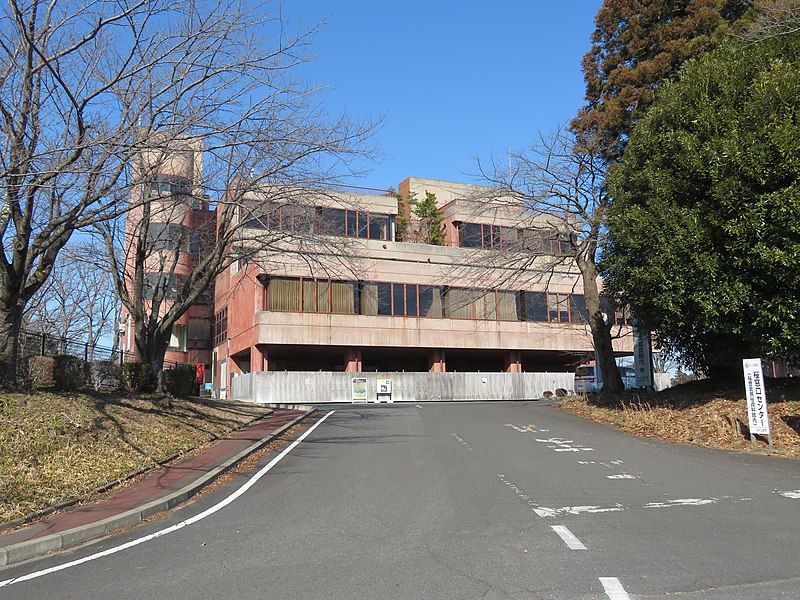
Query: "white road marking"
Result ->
[[778, 490, 800, 499], [0, 411, 336, 589], [600, 577, 631, 599], [607, 474, 636, 480], [415, 404, 422, 408], [535, 504, 624, 517], [451, 432, 472, 449], [644, 498, 717, 509], [551, 525, 587, 550], [537, 437, 594, 452]]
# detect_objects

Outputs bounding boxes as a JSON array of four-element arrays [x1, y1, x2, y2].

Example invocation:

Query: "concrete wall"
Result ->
[[229, 371, 575, 404]]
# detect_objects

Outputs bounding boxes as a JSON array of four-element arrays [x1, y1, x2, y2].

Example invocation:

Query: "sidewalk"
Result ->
[[0, 407, 315, 568]]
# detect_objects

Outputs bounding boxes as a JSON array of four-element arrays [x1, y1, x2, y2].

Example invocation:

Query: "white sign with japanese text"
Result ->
[[743, 358, 770, 435], [377, 378, 392, 395]]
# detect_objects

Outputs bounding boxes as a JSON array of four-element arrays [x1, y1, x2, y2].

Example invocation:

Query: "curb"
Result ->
[[0, 409, 315, 568]]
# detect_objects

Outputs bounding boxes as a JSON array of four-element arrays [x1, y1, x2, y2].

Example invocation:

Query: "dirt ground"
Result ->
[[557, 378, 800, 459]]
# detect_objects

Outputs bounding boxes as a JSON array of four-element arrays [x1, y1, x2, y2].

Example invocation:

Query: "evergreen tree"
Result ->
[[572, 0, 751, 162]]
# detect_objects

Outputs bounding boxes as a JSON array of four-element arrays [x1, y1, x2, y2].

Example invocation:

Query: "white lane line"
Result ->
[[644, 498, 716, 508], [600, 577, 631, 599], [778, 490, 800, 499], [0, 411, 336, 589], [551, 525, 586, 550], [606, 474, 636, 480], [415, 404, 422, 408], [535, 504, 624, 517]]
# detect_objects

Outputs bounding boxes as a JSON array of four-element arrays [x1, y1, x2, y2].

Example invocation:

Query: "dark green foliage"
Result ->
[[605, 33, 800, 377], [25, 355, 87, 390], [53, 356, 88, 391], [413, 191, 445, 246], [121, 362, 155, 393], [163, 364, 196, 398], [391, 188, 410, 242]]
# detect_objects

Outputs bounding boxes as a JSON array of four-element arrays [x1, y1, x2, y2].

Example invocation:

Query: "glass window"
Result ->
[[302, 279, 316, 312], [460, 223, 482, 248], [143, 272, 179, 299], [331, 281, 357, 314], [316, 280, 330, 313], [360, 283, 378, 315], [148, 223, 187, 251], [369, 215, 389, 240], [267, 277, 301, 311], [418, 286, 442, 318], [393, 283, 405, 316], [357, 212, 369, 238], [320, 208, 346, 236], [524, 291, 547, 321], [377, 282, 392, 315], [497, 291, 520, 321], [548, 293, 570, 323], [169, 324, 187, 351], [405, 284, 418, 317], [570, 295, 588, 323], [444, 287, 474, 319]]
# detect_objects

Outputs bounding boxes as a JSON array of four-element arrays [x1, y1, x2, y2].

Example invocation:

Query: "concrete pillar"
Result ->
[[345, 348, 362, 372], [253, 345, 268, 372], [505, 351, 522, 373], [429, 349, 446, 373]]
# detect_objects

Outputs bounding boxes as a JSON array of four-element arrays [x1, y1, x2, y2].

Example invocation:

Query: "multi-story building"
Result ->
[[119, 140, 215, 379], [211, 176, 632, 398]]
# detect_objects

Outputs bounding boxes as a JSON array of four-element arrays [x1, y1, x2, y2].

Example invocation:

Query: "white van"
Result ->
[[574, 364, 636, 394]]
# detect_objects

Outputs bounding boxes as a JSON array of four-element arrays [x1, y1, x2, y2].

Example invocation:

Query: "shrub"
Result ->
[[121, 362, 154, 392], [53, 355, 87, 391], [26, 355, 56, 388], [163, 364, 196, 398]]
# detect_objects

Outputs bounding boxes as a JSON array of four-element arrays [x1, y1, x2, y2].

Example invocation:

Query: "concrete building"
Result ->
[[212, 176, 632, 399], [119, 140, 215, 378]]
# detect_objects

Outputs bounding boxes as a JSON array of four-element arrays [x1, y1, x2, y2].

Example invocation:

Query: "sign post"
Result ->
[[351, 377, 367, 403], [376, 378, 392, 403], [633, 326, 654, 390], [743, 358, 772, 446]]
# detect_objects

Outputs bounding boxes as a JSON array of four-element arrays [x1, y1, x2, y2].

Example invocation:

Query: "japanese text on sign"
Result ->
[[743, 358, 770, 435]]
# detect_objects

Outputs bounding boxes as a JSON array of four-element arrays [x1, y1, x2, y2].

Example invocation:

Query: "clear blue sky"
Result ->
[[285, 1, 603, 190]]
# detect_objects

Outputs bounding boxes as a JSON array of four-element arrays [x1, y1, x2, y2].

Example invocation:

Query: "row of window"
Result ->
[[243, 203, 392, 241], [457, 222, 573, 255], [263, 276, 596, 324]]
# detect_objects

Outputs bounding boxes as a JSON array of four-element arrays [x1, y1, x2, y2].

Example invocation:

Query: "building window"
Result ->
[[548, 293, 571, 323], [169, 324, 187, 351], [213, 307, 227, 347], [260, 275, 592, 325], [149, 176, 191, 198], [458, 222, 507, 250], [522, 291, 548, 321], [143, 272, 180, 299], [245, 203, 392, 241], [148, 223, 188, 251]]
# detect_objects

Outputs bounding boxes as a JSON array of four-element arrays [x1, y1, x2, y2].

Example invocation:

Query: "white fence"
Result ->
[[229, 371, 576, 404]]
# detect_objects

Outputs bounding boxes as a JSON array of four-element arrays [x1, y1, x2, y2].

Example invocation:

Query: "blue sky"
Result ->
[[285, 1, 603, 190]]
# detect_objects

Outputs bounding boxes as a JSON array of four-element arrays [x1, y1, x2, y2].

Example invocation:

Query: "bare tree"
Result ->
[[479, 129, 625, 393], [0, 0, 373, 384], [25, 241, 117, 355], [741, 0, 800, 41]]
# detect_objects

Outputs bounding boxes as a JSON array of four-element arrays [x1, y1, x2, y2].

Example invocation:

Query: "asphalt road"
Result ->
[[3, 401, 800, 599]]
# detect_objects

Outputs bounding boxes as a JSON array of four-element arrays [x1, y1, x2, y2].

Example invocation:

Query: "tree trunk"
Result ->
[[576, 253, 624, 394], [0, 299, 24, 385], [132, 317, 170, 393]]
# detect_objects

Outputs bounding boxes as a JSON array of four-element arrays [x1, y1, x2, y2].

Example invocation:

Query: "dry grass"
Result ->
[[557, 378, 800, 458], [0, 391, 272, 524]]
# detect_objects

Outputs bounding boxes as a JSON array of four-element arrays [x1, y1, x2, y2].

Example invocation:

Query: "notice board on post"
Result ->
[[743, 358, 770, 437]]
